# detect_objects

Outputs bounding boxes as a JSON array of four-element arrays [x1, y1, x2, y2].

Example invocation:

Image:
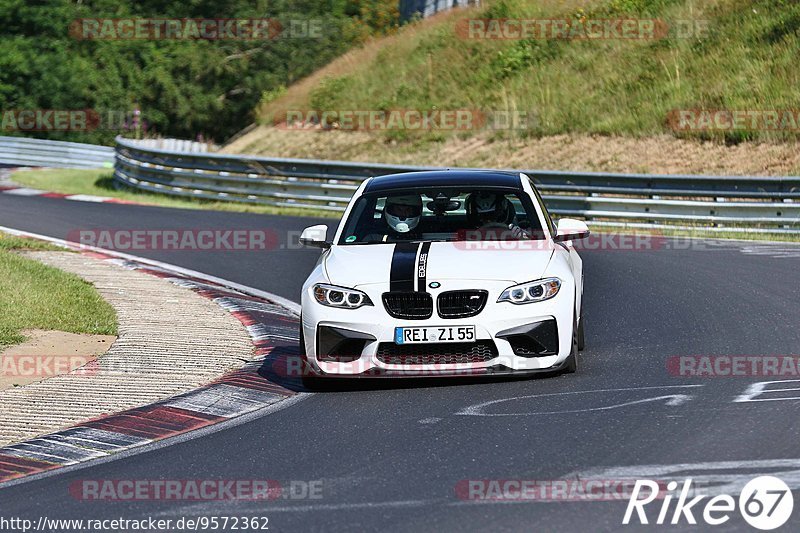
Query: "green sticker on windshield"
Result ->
[[346, 235, 357, 243]]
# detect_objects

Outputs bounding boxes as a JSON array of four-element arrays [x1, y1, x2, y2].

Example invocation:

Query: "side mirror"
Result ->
[[553, 218, 590, 242], [299, 224, 331, 249]]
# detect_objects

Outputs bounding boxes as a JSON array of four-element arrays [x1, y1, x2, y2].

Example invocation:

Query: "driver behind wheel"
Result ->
[[466, 191, 529, 239]]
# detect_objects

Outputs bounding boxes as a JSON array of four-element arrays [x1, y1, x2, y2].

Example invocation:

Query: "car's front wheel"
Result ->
[[561, 315, 579, 374], [298, 314, 305, 355], [298, 316, 320, 389]]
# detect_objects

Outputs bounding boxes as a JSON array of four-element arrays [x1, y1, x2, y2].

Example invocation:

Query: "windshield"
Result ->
[[338, 188, 544, 245]]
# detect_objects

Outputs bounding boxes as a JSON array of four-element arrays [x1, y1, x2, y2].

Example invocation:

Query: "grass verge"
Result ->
[[0, 232, 117, 348], [257, 0, 800, 145]]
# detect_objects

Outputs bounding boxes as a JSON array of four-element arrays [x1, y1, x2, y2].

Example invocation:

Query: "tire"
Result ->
[[577, 314, 585, 352], [561, 315, 579, 374], [298, 314, 305, 353], [301, 374, 321, 390], [298, 316, 319, 389]]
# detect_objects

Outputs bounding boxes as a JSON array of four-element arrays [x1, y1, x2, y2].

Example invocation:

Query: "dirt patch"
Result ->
[[0, 330, 115, 391], [223, 127, 800, 177]]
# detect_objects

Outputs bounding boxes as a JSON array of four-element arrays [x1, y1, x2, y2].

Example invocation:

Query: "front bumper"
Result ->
[[300, 280, 575, 377]]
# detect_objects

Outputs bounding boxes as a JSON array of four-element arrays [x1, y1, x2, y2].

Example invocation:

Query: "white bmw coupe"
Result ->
[[299, 170, 589, 378]]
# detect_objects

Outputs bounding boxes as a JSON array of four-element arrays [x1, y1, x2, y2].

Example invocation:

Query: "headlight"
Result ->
[[313, 283, 373, 309], [498, 278, 561, 304]]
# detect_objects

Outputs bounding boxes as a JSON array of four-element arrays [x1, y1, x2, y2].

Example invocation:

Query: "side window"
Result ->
[[507, 196, 524, 220], [528, 179, 556, 236]]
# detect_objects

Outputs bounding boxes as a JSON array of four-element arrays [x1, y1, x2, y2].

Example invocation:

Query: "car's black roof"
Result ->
[[363, 170, 523, 194]]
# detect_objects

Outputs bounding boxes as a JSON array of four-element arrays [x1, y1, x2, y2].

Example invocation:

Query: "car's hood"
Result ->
[[323, 242, 554, 289]]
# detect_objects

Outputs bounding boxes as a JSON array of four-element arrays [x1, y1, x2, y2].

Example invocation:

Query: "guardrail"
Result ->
[[0, 136, 114, 169], [114, 138, 800, 233], [114, 136, 800, 233]]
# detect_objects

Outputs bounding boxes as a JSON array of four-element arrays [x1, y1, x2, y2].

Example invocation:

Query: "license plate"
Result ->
[[395, 326, 476, 344]]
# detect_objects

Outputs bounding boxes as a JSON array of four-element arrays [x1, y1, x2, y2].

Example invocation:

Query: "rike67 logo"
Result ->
[[624, 476, 794, 530]]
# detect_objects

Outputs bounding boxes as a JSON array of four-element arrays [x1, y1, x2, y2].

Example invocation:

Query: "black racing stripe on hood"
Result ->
[[390, 242, 420, 292]]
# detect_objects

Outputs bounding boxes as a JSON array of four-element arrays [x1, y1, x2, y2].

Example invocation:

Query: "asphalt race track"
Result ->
[[1, 193, 799, 531]]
